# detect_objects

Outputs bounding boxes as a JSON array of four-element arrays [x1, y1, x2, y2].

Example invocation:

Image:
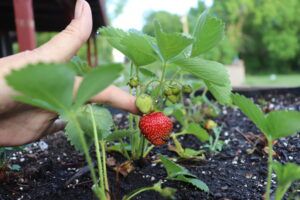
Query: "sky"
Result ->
[[109, 0, 213, 30]]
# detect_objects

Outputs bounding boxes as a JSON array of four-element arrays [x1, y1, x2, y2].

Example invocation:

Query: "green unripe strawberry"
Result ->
[[128, 77, 139, 88], [135, 94, 154, 114], [182, 84, 192, 94], [170, 84, 181, 95], [163, 86, 173, 96], [167, 95, 180, 104]]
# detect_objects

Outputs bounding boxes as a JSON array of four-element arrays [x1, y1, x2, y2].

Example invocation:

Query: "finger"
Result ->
[[90, 85, 140, 115], [34, 0, 93, 62], [0, 0, 92, 113], [42, 119, 67, 136]]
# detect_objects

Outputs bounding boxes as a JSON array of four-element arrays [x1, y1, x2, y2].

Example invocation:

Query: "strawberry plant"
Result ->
[[100, 10, 231, 160], [232, 93, 300, 200], [5, 62, 123, 199], [273, 162, 300, 200], [159, 155, 209, 192], [122, 181, 176, 200]]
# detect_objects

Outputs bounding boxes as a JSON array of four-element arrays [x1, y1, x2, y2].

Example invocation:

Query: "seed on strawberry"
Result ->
[[139, 112, 173, 146]]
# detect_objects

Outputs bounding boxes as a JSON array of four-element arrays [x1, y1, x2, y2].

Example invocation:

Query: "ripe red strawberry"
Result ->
[[139, 112, 173, 146]]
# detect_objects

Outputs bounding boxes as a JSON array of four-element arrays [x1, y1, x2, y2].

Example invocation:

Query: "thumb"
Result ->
[[34, 0, 93, 62]]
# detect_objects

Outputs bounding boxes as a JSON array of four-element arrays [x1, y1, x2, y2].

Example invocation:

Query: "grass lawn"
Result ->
[[245, 74, 300, 87]]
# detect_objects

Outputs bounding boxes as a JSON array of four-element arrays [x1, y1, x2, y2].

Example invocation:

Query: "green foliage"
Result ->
[[186, 123, 209, 142], [106, 0, 128, 21], [100, 27, 157, 66], [191, 10, 225, 57], [100, 11, 231, 106], [6, 63, 75, 114], [159, 155, 209, 192], [175, 57, 231, 104], [266, 111, 300, 140], [231, 93, 267, 133], [74, 64, 123, 107], [143, 11, 183, 37], [273, 162, 300, 200], [122, 181, 176, 200], [65, 105, 114, 152], [70, 56, 92, 76], [204, 127, 224, 153], [232, 93, 300, 140], [188, 0, 300, 72], [154, 21, 193, 62]]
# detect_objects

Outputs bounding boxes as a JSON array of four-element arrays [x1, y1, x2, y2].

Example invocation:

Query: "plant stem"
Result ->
[[265, 139, 273, 200], [89, 106, 105, 191], [155, 62, 167, 101], [69, 113, 97, 185], [212, 128, 220, 152], [139, 136, 145, 159], [101, 141, 109, 195], [123, 186, 154, 200], [171, 135, 184, 153], [143, 145, 155, 158], [129, 62, 135, 159]]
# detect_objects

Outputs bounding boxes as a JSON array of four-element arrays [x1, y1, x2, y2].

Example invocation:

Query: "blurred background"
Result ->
[[0, 0, 299, 87]]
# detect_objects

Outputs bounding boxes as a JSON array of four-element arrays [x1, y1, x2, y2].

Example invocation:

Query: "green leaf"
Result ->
[[154, 21, 193, 61], [139, 67, 157, 78], [77, 105, 113, 140], [183, 148, 205, 158], [121, 30, 158, 66], [99, 27, 128, 56], [273, 162, 300, 200], [159, 155, 189, 176], [70, 56, 92, 76], [100, 27, 158, 66], [175, 57, 229, 87], [65, 105, 114, 152], [175, 57, 231, 104], [171, 175, 209, 192], [85, 105, 114, 140], [172, 108, 186, 126], [205, 81, 232, 105], [231, 93, 268, 134], [186, 123, 209, 142], [65, 119, 93, 152], [265, 111, 300, 140], [191, 10, 225, 57], [5, 63, 75, 113], [106, 130, 134, 142], [75, 64, 123, 107]]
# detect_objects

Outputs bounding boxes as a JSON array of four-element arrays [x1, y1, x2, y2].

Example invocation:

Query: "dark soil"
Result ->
[[0, 90, 300, 200]]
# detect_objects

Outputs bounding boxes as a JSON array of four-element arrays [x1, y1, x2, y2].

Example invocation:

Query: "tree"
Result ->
[[143, 11, 183, 36]]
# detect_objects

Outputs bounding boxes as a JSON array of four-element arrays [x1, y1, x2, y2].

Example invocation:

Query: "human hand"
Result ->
[[0, 0, 138, 146]]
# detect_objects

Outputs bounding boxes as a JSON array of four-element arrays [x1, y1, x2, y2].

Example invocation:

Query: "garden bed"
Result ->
[[0, 89, 299, 200]]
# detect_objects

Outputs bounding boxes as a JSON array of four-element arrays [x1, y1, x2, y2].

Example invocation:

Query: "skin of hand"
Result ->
[[0, 0, 138, 147]]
